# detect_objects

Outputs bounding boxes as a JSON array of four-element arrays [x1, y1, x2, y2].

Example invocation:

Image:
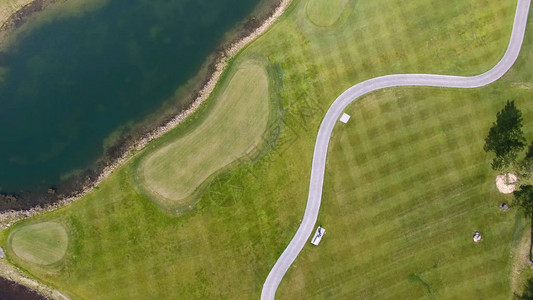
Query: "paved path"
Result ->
[[261, 1, 531, 299]]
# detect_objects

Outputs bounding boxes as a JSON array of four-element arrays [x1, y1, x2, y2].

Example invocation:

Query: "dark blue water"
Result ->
[[0, 0, 262, 193], [0, 276, 47, 300]]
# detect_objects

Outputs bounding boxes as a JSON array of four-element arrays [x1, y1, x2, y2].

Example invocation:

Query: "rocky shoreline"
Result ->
[[0, 0, 66, 46], [0, 0, 291, 219]]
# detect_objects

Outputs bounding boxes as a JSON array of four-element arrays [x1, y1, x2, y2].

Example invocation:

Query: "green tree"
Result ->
[[484, 101, 527, 170], [515, 277, 533, 299], [515, 185, 533, 262], [520, 142, 533, 180]]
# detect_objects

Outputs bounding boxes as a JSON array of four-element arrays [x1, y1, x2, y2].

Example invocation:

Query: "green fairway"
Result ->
[[137, 60, 271, 212], [278, 85, 533, 298], [8, 222, 68, 266], [306, 0, 349, 27], [1, 0, 531, 298]]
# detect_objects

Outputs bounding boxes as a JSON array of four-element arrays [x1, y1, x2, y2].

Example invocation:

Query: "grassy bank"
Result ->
[[2, 0, 531, 298]]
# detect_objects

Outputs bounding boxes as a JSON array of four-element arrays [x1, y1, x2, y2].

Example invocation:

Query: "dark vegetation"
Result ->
[[484, 100, 527, 171], [515, 185, 533, 262], [516, 277, 533, 300]]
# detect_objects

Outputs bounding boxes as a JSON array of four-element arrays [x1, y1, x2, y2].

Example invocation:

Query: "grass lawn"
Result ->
[[1, 0, 532, 299], [9, 222, 68, 266], [279, 87, 533, 299], [136, 59, 271, 212], [305, 0, 349, 27]]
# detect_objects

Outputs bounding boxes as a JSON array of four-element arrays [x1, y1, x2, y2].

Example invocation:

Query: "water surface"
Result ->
[[0, 276, 47, 299], [0, 0, 262, 193]]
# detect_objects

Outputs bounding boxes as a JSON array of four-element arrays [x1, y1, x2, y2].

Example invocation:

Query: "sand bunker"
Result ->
[[496, 173, 518, 194]]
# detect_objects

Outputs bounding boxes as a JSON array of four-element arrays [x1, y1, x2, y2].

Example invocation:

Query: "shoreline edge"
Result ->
[[0, 0, 292, 298]]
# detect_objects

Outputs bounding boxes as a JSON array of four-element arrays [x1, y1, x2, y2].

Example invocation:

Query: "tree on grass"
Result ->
[[516, 277, 533, 299], [485, 102, 533, 294], [484, 101, 527, 171], [520, 142, 533, 180], [515, 185, 533, 263]]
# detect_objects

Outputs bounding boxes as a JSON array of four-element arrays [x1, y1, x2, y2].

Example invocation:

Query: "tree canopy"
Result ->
[[484, 101, 526, 170], [515, 185, 533, 218], [515, 185, 533, 263], [520, 142, 533, 179], [516, 277, 533, 300]]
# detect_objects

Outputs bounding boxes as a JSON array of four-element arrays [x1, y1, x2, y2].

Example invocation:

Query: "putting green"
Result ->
[[306, 0, 349, 27], [138, 60, 270, 211], [9, 222, 68, 266]]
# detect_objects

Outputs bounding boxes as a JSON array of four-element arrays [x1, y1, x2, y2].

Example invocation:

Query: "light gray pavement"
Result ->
[[261, 1, 531, 299]]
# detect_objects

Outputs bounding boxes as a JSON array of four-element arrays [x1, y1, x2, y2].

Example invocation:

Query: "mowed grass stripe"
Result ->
[[336, 141, 486, 197], [331, 163, 492, 232], [329, 191, 489, 258], [280, 93, 527, 298], [294, 212, 511, 299], [335, 97, 493, 185], [279, 28, 533, 295], [328, 190, 482, 245]]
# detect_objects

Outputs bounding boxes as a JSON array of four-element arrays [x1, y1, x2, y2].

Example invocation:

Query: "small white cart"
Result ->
[[311, 226, 325, 246]]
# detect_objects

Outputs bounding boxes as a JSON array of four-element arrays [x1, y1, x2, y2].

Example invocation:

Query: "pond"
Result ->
[[0, 0, 264, 196]]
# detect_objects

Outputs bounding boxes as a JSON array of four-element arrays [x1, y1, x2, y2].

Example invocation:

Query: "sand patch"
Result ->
[[496, 173, 518, 194]]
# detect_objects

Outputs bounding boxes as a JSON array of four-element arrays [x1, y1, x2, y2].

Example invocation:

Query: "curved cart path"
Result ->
[[261, 0, 531, 299]]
